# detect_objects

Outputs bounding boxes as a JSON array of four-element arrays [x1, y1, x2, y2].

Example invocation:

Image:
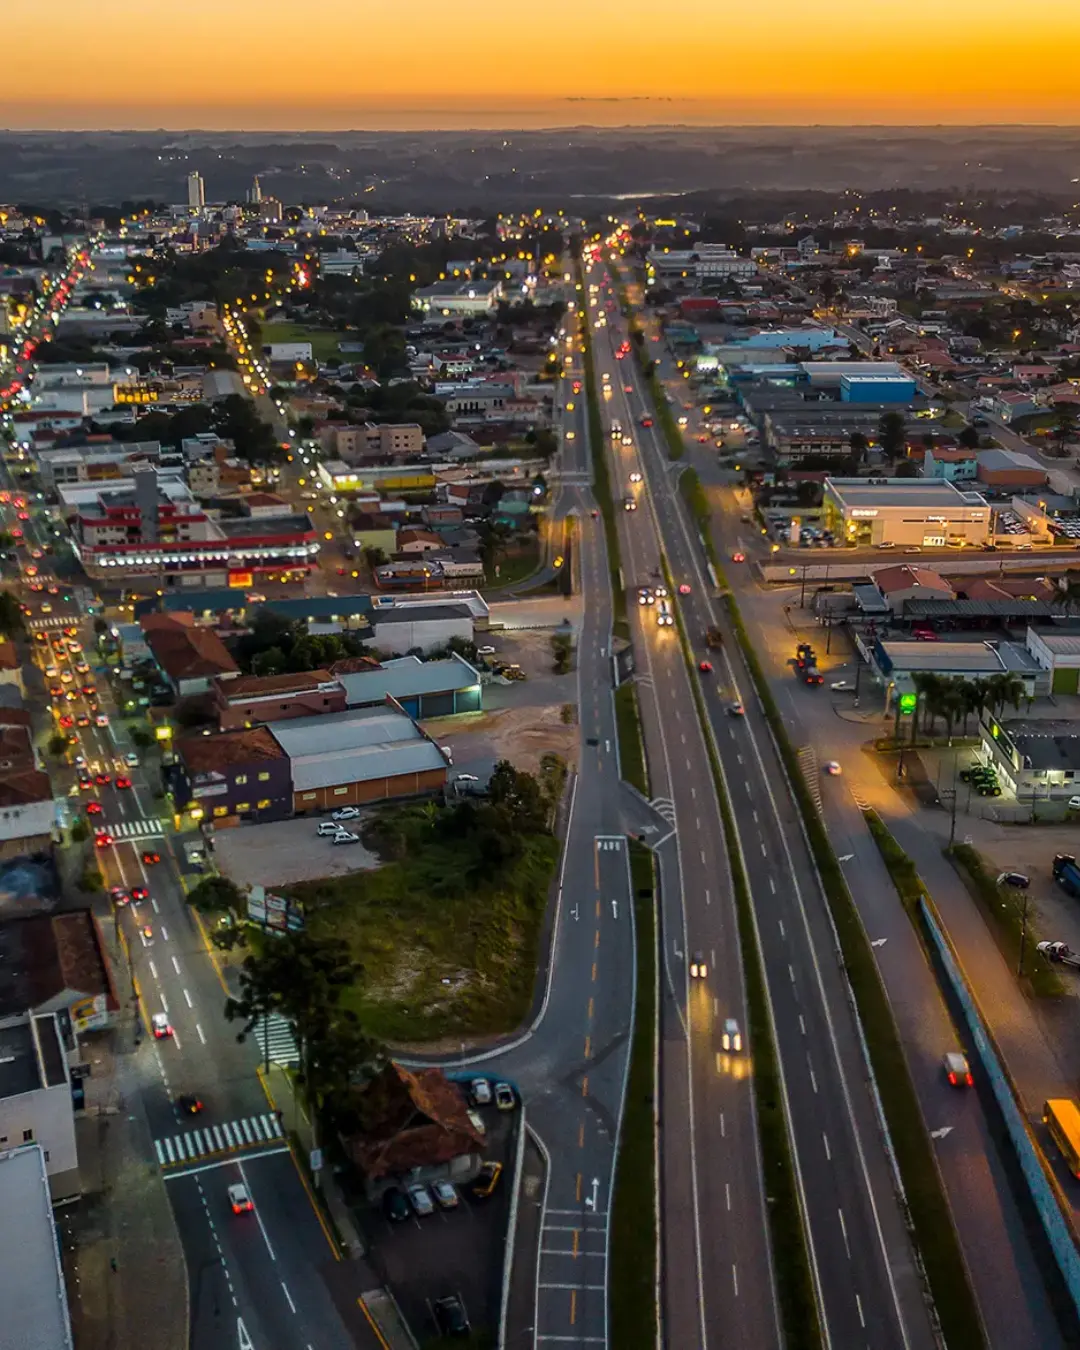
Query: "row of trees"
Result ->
[[904, 671, 1028, 741], [232, 608, 369, 677]]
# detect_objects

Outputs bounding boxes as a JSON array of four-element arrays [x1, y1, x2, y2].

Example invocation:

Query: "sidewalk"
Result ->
[[61, 1017, 188, 1350]]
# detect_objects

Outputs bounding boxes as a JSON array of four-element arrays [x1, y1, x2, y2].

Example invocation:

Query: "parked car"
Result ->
[[317, 821, 342, 836], [996, 871, 1030, 889], [407, 1183, 435, 1217], [332, 830, 361, 845], [332, 806, 361, 821], [431, 1180, 460, 1210], [382, 1187, 410, 1222], [470, 1161, 503, 1199], [470, 1078, 493, 1106], [494, 1082, 516, 1111]]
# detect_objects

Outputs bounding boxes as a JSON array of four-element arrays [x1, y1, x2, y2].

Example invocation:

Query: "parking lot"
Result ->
[[212, 813, 380, 887], [348, 1088, 518, 1344]]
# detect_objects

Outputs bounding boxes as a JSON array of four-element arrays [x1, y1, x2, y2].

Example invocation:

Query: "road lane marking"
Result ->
[[732, 1264, 739, 1298], [151, 897, 160, 913], [281, 1281, 297, 1313], [239, 1160, 277, 1261], [584, 1036, 591, 1060], [160, 926, 169, 941], [161, 1145, 289, 1179], [719, 1112, 725, 1138], [725, 1182, 731, 1211], [160, 995, 168, 1012], [778, 919, 785, 937], [809, 1064, 818, 1094], [183, 989, 193, 1008], [196, 1023, 206, 1044], [760, 842, 767, 856], [799, 1015, 806, 1035], [788, 964, 796, 984], [855, 1293, 865, 1327], [171, 955, 181, 974], [769, 878, 776, 894], [149, 961, 157, 980], [823, 1134, 831, 1162], [581, 1077, 589, 1097]]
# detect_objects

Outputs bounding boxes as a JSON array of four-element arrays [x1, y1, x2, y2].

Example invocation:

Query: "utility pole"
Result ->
[[1017, 890, 1031, 978]]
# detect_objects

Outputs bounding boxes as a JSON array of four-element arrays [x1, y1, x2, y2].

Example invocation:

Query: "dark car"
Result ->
[[997, 871, 1030, 889], [382, 1187, 410, 1222], [433, 1294, 470, 1337], [176, 1094, 203, 1115]]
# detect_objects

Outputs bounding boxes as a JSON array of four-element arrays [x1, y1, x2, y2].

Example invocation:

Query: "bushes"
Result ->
[[613, 682, 649, 797]]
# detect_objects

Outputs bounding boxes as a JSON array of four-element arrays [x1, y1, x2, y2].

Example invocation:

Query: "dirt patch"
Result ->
[[423, 703, 578, 776]]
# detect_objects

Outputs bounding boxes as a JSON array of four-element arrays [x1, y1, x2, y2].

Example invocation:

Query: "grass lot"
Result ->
[[949, 843, 1064, 999], [287, 805, 559, 1044], [487, 534, 541, 588], [262, 320, 351, 364], [610, 840, 657, 1349]]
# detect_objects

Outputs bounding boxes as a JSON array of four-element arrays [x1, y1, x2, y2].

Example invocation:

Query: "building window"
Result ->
[[301, 792, 316, 800], [22, 1129, 33, 1142], [234, 774, 248, 785], [333, 786, 348, 796], [213, 805, 228, 818], [235, 802, 250, 813], [257, 799, 271, 810], [44, 1151, 50, 1163], [258, 772, 270, 782]]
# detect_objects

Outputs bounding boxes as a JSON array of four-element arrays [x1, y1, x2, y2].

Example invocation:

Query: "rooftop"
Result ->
[[142, 613, 239, 681], [873, 565, 955, 597], [877, 639, 1030, 676], [336, 654, 479, 707], [0, 1146, 73, 1350], [0, 914, 116, 1020], [269, 704, 446, 789], [176, 725, 284, 775], [218, 669, 341, 702], [827, 478, 989, 510], [0, 1020, 39, 1099], [1001, 720, 1080, 773]]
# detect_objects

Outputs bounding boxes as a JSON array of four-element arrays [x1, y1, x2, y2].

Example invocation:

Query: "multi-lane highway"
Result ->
[[584, 258, 942, 1350]]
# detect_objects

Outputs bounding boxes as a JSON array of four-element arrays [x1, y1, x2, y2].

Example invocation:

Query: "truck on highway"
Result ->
[[1054, 854, 1080, 898], [1037, 941, 1080, 969], [705, 626, 724, 649]]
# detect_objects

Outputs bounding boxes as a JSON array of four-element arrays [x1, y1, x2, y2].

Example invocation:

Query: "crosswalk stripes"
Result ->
[[153, 1112, 284, 1167], [251, 1012, 300, 1066], [798, 747, 823, 815], [27, 614, 78, 630], [649, 796, 676, 825], [110, 817, 165, 840]]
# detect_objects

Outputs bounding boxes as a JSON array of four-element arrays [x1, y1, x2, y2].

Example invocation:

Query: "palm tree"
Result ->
[[983, 673, 1025, 717]]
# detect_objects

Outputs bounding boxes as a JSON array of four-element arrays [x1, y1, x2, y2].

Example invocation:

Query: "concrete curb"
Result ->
[[497, 1106, 529, 1348]]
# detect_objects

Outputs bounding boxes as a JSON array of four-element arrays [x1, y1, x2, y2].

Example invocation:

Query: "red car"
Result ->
[[58, 714, 74, 728], [699, 660, 713, 674], [81, 684, 94, 696], [64, 626, 78, 637], [17, 510, 29, 521], [94, 772, 111, 787], [130, 885, 149, 903], [142, 850, 161, 866], [76, 714, 90, 727], [115, 776, 132, 790], [678, 583, 691, 595], [94, 830, 114, 849], [639, 416, 653, 428], [109, 886, 130, 907], [86, 801, 103, 815], [624, 384, 633, 393], [732, 551, 745, 563]]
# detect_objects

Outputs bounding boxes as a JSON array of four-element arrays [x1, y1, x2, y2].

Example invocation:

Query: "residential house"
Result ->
[[141, 612, 240, 697]]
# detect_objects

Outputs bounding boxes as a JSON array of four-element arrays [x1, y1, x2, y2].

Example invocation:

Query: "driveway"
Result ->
[[213, 815, 380, 887]]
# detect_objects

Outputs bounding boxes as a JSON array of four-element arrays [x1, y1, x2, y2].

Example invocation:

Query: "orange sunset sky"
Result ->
[[3, 0, 1080, 128]]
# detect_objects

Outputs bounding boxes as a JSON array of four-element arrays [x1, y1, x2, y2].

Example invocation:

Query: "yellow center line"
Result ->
[[588, 997, 594, 1019], [591, 962, 597, 982], [576, 1172, 582, 1202], [581, 1076, 589, 1098], [584, 1036, 591, 1060], [593, 844, 599, 890], [578, 1122, 585, 1147], [571, 1290, 577, 1325], [573, 1228, 580, 1258], [594, 930, 600, 948]]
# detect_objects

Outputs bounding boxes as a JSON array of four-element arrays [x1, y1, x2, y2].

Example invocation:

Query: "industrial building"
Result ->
[[822, 478, 991, 548], [980, 713, 1080, 803], [337, 654, 482, 719], [0, 1146, 73, 1350]]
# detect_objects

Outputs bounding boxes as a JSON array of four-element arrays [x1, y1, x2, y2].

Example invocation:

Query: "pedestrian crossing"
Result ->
[[110, 817, 165, 840], [27, 614, 78, 630], [251, 1012, 300, 1066], [154, 1112, 284, 1168]]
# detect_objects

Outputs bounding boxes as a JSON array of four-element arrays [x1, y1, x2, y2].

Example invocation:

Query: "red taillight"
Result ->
[[948, 1072, 957, 1085], [966, 1074, 973, 1087]]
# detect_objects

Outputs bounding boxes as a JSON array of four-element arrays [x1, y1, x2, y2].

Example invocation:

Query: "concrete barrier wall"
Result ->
[[917, 896, 1080, 1316]]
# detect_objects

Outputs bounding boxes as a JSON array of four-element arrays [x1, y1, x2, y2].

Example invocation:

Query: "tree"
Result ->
[[894, 460, 919, 478], [128, 724, 155, 749], [47, 732, 69, 758], [0, 591, 24, 638], [1052, 401, 1079, 457], [70, 818, 89, 844], [957, 424, 981, 451], [847, 431, 869, 471], [188, 875, 245, 914], [878, 411, 907, 460]]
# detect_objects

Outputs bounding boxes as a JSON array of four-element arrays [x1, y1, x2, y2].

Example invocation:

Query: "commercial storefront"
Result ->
[[822, 478, 990, 548]]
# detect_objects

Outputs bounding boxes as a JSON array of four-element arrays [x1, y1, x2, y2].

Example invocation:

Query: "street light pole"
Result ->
[[1017, 890, 1031, 978]]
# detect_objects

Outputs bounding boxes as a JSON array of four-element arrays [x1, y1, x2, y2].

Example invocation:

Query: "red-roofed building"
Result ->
[[142, 612, 240, 696]]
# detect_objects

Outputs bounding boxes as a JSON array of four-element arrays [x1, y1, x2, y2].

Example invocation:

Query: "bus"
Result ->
[[1043, 1099, 1080, 1178]]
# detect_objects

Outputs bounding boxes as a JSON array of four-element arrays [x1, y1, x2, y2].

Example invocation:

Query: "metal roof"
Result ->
[[903, 598, 1053, 618], [338, 654, 479, 707], [877, 641, 1009, 674], [0, 1146, 73, 1350], [827, 479, 988, 510], [1033, 632, 1080, 656], [269, 706, 423, 757], [289, 740, 447, 791]]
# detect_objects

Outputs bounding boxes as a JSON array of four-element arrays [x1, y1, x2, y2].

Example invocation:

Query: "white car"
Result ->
[[125, 751, 139, 767], [332, 806, 361, 821], [477, 645, 496, 655], [721, 1018, 743, 1053], [407, 1183, 435, 1217], [431, 1180, 460, 1210], [494, 1082, 516, 1111], [151, 1013, 172, 1039], [470, 1078, 493, 1106], [332, 830, 361, 845], [1068, 796, 1080, 811], [227, 1183, 254, 1214], [689, 951, 707, 979], [95, 714, 109, 727], [822, 761, 842, 776], [317, 821, 343, 836], [830, 681, 853, 692]]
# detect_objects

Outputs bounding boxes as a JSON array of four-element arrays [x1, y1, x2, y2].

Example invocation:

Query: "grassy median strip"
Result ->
[[663, 560, 822, 1350], [723, 595, 986, 1350], [576, 257, 627, 631], [610, 839, 659, 1350], [614, 681, 649, 798], [948, 843, 1063, 999], [677, 466, 723, 575]]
